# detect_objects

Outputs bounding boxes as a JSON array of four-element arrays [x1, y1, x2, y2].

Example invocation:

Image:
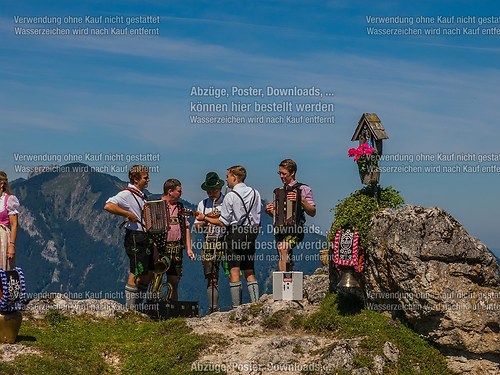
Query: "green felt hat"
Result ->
[[201, 172, 224, 191]]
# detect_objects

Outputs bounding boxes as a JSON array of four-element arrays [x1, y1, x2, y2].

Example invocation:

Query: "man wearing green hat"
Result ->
[[194, 172, 227, 314], [196, 166, 261, 309]]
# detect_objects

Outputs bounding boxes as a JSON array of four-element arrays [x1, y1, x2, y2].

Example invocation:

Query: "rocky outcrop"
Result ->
[[364, 205, 500, 374], [26, 293, 128, 320], [187, 272, 399, 375], [303, 268, 329, 304]]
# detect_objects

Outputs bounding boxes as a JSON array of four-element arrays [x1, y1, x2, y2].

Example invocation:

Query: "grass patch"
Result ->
[[293, 293, 451, 375], [261, 310, 288, 330], [248, 303, 263, 317], [0, 312, 221, 375], [353, 353, 373, 369]]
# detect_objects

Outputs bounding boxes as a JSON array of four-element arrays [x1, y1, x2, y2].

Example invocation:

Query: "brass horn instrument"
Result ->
[[148, 255, 173, 301]]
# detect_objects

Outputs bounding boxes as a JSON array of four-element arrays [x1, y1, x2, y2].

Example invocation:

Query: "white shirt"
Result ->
[[106, 184, 146, 231], [219, 183, 261, 226], [0, 193, 20, 215], [195, 193, 226, 239], [195, 194, 224, 219]]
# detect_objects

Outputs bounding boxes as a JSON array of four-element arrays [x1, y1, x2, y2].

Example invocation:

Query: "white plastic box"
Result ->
[[272, 271, 303, 301]]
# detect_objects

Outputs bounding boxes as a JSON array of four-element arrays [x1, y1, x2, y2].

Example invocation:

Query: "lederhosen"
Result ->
[[225, 189, 259, 271], [122, 188, 154, 278], [200, 196, 226, 278], [150, 202, 186, 278]]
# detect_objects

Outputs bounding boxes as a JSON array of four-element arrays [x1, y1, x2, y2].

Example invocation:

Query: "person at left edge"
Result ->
[[104, 165, 153, 311], [0, 171, 20, 271]]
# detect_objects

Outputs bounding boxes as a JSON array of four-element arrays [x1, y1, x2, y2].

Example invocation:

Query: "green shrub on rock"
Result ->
[[328, 186, 404, 249]]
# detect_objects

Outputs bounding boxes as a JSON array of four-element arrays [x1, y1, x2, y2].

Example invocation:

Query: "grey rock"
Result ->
[[319, 338, 363, 373], [446, 354, 500, 374], [382, 341, 400, 362], [0, 344, 41, 362], [364, 205, 500, 373], [26, 293, 128, 319], [372, 355, 385, 375], [254, 336, 320, 370], [352, 368, 372, 375], [303, 272, 329, 304]]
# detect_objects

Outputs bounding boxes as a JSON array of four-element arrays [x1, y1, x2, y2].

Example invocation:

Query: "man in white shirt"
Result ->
[[196, 165, 261, 308], [104, 165, 152, 310]]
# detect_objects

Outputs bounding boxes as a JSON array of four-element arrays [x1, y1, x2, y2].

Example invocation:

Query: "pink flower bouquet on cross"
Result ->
[[348, 143, 379, 174]]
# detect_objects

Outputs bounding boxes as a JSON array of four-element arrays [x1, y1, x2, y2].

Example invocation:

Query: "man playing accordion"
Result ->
[[151, 179, 195, 302], [266, 159, 316, 271]]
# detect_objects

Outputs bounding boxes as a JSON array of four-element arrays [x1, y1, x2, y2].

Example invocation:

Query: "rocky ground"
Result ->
[[187, 271, 403, 375], [0, 343, 41, 363], [4, 204, 500, 374], [2, 271, 404, 374]]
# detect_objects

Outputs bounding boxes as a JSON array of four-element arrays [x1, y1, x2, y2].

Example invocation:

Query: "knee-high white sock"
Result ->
[[207, 285, 219, 312], [230, 281, 242, 308], [247, 281, 259, 303], [125, 284, 140, 310]]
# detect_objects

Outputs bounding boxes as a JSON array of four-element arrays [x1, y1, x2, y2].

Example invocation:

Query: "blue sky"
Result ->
[[1, 1, 500, 250]]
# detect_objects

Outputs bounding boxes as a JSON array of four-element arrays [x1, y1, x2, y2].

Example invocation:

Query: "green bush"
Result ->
[[328, 186, 404, 249]]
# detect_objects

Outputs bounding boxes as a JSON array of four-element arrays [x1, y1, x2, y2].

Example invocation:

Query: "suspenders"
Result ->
[[229, 189, 257, 226]]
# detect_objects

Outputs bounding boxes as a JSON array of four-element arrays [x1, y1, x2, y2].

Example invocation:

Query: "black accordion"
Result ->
[[143, 200, 169, 234], [273, 184, 302, 234]]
